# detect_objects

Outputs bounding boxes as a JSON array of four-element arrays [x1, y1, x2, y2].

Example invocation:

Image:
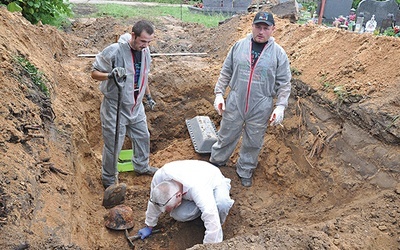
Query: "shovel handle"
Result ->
[[112, 71, 123, 177]]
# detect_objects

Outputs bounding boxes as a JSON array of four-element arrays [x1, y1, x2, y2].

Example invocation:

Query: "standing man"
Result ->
[[91, 20, 158, 189], [137, 160, 234, 243], [118, 32, 156, 111], [210, 12, 292, 187]]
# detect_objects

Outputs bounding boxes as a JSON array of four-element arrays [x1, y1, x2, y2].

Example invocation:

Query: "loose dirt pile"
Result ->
[[0, 4, 399, 250]]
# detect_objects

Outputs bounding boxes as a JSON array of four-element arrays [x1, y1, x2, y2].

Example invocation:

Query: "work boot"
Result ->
[[135, 166, 158, 176], [240, 177, 252, 187], [102, 177, 115, 190], [103, 183, 111, 189], [209, 160, 225, 168]]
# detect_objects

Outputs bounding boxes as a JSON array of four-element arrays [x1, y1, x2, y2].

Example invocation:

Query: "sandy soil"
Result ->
[[0, 3, 399, 250]]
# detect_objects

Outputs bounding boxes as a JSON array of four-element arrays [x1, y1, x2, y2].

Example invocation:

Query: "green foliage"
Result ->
[[291, 67, 302, 76], [382, 27, 400, 37], [385, 115, 399, 130], [93, 4, 230, 28], [351, 0, 362, 9], [301, 1, 317, 14], [14, 55, 49, 97], [2, 0, 72, 26], [322, 81, 332, 91], [6, 1, 22, 11], [383, 27, 396, 36], [319, 75, 332, 91], [333, 86, 347, 100], [333, 85, 349, 109]]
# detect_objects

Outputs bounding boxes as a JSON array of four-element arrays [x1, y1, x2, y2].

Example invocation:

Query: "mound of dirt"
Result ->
[[0, 4, 399, 250]]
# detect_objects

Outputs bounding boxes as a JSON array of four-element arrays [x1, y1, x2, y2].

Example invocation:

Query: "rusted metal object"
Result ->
[[104, 204, 134, 231]]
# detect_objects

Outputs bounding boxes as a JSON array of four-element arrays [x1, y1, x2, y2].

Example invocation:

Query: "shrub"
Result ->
[[2, 0, 72, 26]]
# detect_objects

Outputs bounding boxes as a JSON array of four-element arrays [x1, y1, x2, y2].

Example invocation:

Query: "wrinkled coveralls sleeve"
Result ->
[[92, 43, 118, 74], [144, 169, 166, 227], [214, 43, 238, 95], [192, 188, 223, 243], [274, 45, 291, 107], [92, 44, 122, 100]]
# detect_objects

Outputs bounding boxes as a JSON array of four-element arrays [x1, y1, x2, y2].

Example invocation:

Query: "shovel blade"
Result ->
[[102, 183, 127, 209]]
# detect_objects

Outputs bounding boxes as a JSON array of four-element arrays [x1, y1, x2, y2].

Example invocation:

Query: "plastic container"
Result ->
[[117, 149, 134, 172], [186, 116, 218, 153]]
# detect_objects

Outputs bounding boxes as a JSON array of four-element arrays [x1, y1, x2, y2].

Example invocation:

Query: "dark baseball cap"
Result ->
[[253, 12, 275, 26]]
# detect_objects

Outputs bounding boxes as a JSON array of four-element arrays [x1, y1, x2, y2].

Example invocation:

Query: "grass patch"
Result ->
[[291, 67, 302, 76], [333, 86, 347, 100], [14, 55, 49, 97], [385, 115, 399, 131], [319, 75, 332, 91], [88, 4, 231, 28]]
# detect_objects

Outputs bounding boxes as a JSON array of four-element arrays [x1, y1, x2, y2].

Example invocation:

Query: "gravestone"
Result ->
[[317, 0, 353, 23], [380, 17, 394, 33], [201, 0, 252, 14], [357, 0, 400, 28], [270, 0, 299, 23]]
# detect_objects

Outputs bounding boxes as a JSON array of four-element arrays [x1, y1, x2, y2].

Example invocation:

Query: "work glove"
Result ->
[[269, 105, 285, 126], [108, 67, 126, 79], [145, 94, 156, 110], [138, 226, 153, 240], [213, 93, 225, 115]]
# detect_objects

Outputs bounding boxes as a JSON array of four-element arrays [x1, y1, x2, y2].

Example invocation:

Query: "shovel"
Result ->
[[102, 70, 127, 209]]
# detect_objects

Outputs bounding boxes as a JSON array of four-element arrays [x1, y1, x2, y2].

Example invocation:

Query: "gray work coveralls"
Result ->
[[210, 34, 292, 179], [93, 42, 152, 187]]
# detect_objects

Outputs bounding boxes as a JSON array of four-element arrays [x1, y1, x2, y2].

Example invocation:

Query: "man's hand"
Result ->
[[213, 93, 225, 115], [108, 67, 126, 79], [138, 226, 153, 240], [269, 105, 285, 126], [145, 94, 156, 110]]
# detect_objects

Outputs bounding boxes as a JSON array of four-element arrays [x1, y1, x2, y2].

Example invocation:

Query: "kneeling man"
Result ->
[[137, 160, 234, 243]]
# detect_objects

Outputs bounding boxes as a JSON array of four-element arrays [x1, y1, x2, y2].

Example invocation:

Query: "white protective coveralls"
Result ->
[[144, 160, 234, 243], [92, 40, 152, 187], [210, 34, 292, 178]]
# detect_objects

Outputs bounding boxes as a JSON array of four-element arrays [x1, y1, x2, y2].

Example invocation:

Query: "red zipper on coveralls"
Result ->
[[245, 68, 254, 113], [245, 42, 267, 113], [130, 51, 147, 113], [245, 45, 264, 113]]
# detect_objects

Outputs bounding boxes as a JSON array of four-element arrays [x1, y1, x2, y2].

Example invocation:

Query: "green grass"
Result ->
[[290, 67, 302, 76], [14, 55, 49, 97], [89, 4, 231, 28]]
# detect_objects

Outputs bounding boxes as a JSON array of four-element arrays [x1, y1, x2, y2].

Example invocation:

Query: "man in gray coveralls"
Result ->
[[210, 12, 292, 187], [91, 20, 158, 189]]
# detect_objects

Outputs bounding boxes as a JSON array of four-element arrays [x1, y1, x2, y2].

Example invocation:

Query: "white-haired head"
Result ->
[[150, 180, 180, 211]]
